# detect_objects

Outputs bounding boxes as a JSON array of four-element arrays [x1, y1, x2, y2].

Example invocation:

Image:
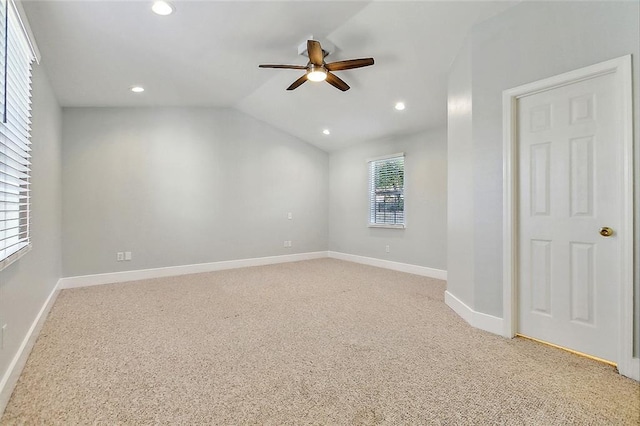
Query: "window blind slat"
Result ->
[[0, 134, 31, 153], [0, 195, 28, 204], [0, 237, 29, 251], [0, 166, 28, 180], [0, 222, 27, 233], [4, 100, 30, 119], [0, 188, 30, 199], [0, 170, 26, 183], [0, 187, 30, 196], [0, 163, 29, 178], [0, 123, 31, 148], [0, 152, 30, 169], [4, 88, 28, 108], [0, 141, 30, 162]]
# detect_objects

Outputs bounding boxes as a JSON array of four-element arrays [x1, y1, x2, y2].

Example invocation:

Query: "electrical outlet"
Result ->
[[1, 324, 6, 350], [124, 251, 132, 261], [385, 245, 390, 253], [284, 241, 288, 248], [289, 240, 293, 247], [117, 252, 124, 261], [287, 212, 293, 220]]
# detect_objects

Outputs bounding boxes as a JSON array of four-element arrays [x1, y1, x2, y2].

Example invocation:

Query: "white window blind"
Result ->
[[368, 154, 405, 227], [0, 0, 35, 269]]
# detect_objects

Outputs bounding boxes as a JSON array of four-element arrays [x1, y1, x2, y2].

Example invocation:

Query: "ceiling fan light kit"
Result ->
[[259, 39, 374, 91], [306, 65, 327, 82]]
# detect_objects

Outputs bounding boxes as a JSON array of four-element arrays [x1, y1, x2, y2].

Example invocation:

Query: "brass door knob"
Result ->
[[599, 227, 614, 237]]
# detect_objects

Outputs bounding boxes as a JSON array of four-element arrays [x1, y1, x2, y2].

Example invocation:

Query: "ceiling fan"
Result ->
[[259, 40, 374, 92]]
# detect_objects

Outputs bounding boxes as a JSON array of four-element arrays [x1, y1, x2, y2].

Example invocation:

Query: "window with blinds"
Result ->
[[0, 0, 35, 270], [368, 154, 405, 227]]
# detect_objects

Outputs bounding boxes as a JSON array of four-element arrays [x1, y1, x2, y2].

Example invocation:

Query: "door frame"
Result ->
[[502, 55, 637, 380]]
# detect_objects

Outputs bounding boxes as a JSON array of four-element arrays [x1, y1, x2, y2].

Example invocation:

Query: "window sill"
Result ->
[[368, 224, 405, 229], [0, 244, 32, 272]]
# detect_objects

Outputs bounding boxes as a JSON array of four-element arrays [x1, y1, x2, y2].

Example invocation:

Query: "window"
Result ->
[[0, 0, 36, 270], [368, 153, 405, 228]]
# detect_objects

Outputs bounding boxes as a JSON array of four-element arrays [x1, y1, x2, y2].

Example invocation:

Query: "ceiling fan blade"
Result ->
[[307, 40, 324, 66], [259, 64, 307, 70], [325, 58, 374, 72], [286, 74, 308, 91], [325, 72, 350, 91]]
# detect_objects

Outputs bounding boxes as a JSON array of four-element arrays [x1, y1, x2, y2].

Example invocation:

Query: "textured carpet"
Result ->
[[2, 259, 638, 424]]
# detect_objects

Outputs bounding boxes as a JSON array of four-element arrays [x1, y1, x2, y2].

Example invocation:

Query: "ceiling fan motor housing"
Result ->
[[298, 37, 334, 58]]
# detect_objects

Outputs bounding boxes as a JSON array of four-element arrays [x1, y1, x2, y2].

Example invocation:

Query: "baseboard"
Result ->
[[444, 290, 473, 324], [328, 251, 447, 280], [444, 290, 503, 336], [60, 251, 329, 289], [0, 278, 62, 416], [619, 356, 640, 381], [61, 251, 447, 289]]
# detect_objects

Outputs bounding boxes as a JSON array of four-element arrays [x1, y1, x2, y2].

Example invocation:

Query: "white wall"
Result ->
[[0, 64, 62, 401], [61, 107, 329, 277], [447, 1, 639, 351], [447, 40, 474, 305], [328, 128, 447, 270]]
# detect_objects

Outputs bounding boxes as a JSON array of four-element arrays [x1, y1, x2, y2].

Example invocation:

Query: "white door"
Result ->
[[517, 71, 622, 363]]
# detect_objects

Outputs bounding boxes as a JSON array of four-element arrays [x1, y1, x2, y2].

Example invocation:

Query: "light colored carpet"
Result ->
[[1, 258, 638, 424]]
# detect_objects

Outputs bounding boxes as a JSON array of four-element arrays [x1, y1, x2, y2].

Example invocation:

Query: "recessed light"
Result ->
[[152, 1, 174, 16], [130, 86, 145, 93], [395, 102, 406, 111], [322, 129, 331, 135]]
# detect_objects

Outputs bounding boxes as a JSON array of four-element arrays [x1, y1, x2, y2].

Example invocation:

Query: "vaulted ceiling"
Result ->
[[23, 1, 517, 151]]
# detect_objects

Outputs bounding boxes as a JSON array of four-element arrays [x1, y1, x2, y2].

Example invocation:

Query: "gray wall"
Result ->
[[0, 65, 62, 390], [328, 128, 447, 270], [62, 107, 329, 277], [447, 1, 639, 351]]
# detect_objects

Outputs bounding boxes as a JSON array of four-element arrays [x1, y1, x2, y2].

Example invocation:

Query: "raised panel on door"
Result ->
[[530, 239, 551, 315], [569, 242, 594, 325], [530, 143, 551, 217], [569, 136, 594, 217]]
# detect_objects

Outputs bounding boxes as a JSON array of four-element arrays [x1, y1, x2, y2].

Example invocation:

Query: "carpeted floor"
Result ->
[[1, 258, 639, 424]]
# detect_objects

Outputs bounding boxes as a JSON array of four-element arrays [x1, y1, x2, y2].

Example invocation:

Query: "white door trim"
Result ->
[[502, 55, 637, 380]]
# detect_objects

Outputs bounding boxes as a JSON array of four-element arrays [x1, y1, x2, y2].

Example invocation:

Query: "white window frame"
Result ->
[[0, 0, 38, 271], [367, 153, 405, 229]]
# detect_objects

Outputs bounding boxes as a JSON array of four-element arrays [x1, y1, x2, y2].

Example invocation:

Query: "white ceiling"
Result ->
[[23, 0, 517, 151]]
